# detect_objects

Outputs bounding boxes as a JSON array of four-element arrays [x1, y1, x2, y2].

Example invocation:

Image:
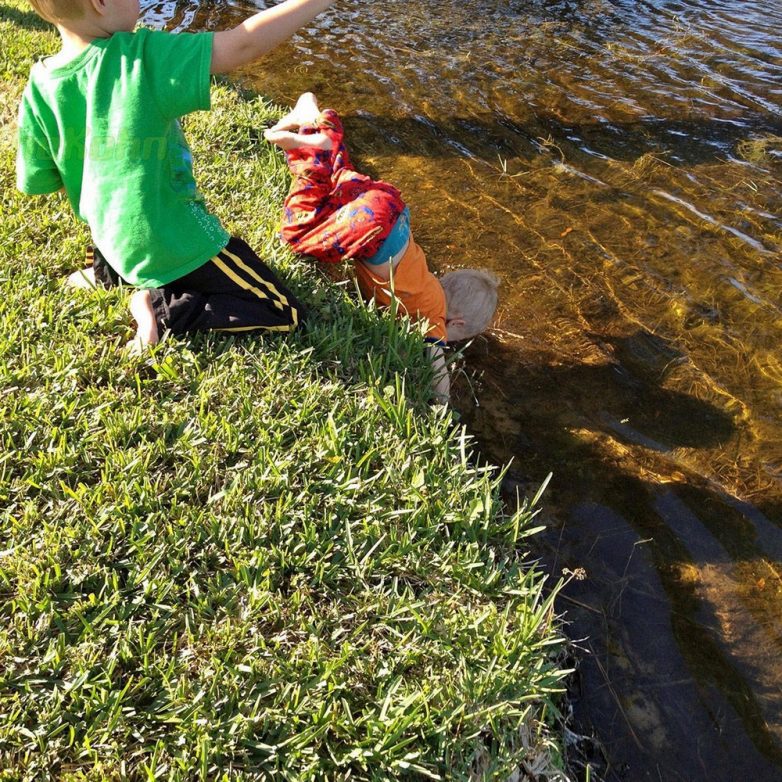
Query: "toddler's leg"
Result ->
[[265, 94, 349, 173], [267, 92, 321, 133], [264, 93, 336, 151], [263, 129, 333, 151], [269, 108, 365, 260], [271, 135, 341, 254], [268, 102, 403, 263], [313, 109, 352, 173]]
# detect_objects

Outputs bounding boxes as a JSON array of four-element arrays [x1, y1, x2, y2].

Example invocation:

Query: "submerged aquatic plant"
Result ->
[[736, 135, 782, 165]]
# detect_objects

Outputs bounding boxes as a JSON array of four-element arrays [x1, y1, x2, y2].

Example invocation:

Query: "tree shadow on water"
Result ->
[[451, 329, 782, 781], [455, 329, 736, 457]]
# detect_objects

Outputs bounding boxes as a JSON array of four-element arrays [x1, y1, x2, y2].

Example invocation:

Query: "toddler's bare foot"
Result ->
[[127, 289, 159, 355], [66, 266, 96, 289], [264, 128, 333, 151], [267, 92, 321, 132]]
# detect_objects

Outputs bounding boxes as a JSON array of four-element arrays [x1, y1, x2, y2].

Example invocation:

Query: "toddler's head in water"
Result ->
[[441, 269, 499, 342]]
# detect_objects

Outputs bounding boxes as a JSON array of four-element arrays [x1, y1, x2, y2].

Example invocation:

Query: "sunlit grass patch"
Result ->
[[0, 1, 567, 778]]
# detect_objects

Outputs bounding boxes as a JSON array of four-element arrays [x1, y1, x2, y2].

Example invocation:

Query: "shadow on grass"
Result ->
[[0, 1, 53, 30]]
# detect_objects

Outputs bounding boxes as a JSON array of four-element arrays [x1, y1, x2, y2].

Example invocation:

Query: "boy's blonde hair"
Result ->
[[28, 0, 84, 24], [440, 269, 499, 340]]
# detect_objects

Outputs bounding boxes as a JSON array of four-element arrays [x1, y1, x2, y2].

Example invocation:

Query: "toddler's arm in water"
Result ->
[[428, 343, 450, 404]]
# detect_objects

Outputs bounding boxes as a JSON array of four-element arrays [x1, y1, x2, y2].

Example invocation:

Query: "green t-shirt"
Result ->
[[16, 28, 230, 287]]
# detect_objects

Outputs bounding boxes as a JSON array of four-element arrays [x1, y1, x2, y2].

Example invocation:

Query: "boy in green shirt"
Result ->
[[16, 0, 336, 349]]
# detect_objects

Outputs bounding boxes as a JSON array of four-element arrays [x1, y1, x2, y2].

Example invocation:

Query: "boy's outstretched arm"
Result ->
[[211, 0, 335, 74]]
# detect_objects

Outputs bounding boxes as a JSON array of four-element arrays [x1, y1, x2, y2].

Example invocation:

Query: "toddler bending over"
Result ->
[[264, 93, 498, 401]]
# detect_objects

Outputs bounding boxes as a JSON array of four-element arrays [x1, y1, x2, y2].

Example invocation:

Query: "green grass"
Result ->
[[0, 3, 567, 779]]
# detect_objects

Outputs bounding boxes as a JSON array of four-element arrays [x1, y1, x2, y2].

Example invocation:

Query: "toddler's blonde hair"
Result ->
[[440, 269, 499, 340], [28, 0, 85, 24]]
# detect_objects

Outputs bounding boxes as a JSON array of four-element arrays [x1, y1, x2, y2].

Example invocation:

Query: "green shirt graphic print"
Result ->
[[16, 28, 229, 287]]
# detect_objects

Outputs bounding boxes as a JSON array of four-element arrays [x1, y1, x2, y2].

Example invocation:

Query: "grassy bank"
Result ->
[[0, 3, 567, 778]]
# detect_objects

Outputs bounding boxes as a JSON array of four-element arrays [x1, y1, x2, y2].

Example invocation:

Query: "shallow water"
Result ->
[[144, 0, 782, 778]]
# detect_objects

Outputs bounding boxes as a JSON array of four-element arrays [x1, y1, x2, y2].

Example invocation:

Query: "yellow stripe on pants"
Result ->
[[211, 254, 297, 332], [220, 247, 288, 311], [215, 324, 294, 333], [212, 254, 272, 304]]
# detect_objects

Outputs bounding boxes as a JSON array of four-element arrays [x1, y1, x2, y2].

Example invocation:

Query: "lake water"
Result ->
[[142, 0, 782, 778]]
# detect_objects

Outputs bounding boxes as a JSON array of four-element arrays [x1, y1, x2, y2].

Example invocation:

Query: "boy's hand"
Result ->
[[211, 0, 335, 75]]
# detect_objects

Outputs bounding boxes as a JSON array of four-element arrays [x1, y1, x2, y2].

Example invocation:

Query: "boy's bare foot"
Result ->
[[266, 92, 321, 133], [264, 128, 333, 151], [66, 266, 96, 289], [127, 289, 159, 355]]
